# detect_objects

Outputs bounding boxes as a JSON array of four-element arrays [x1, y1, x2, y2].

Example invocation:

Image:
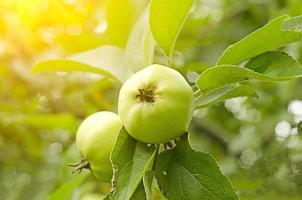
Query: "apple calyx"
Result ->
[[69, 158, 90, 174], [136, 85, 157, 103]]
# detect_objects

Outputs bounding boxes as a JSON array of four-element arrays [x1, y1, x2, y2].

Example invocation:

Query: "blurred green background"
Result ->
[[1, 0, 302, 199]]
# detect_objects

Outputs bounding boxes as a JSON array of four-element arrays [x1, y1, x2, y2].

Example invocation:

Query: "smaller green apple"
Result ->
[[118, 64, 194, 144], [75, 111, 122, 182]]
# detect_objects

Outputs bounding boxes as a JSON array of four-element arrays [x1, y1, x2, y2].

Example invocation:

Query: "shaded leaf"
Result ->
[[130, 182, 147, 200], [143, 171, 154, 200], [197, 51, 302, 92], [180, 62, 211, 74], [197, 65, 283, 92], [103, 194, 111, 200], [155, 136, 238, 200], [195, 84, 258, 109], [47, 172, 89, 200], [245, 51, 302, 77], [217, 15, 302, 65], [109, 128, 157, 200]]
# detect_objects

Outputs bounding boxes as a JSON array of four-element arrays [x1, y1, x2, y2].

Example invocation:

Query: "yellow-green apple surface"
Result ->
[[76, 111, 122, 181], [118, 64, 194, 144]]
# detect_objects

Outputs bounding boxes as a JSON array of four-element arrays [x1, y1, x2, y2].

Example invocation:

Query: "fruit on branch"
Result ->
[[75, 111, 122, 182], [118, 64, 194, 144]]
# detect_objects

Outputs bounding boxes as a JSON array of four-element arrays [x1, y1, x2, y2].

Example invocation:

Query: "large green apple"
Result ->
[[118, 64, 194, 144], [76, 111, 122, 182]]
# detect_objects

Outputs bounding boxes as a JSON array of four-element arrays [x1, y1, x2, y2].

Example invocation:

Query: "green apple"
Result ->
[[118, 64, 194, 144], [76, 111, 122, 181]]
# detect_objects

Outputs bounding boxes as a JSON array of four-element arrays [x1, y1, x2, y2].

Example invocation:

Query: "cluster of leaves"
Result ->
[[30, 0, 302, 199], [2, 0, 302, 199]]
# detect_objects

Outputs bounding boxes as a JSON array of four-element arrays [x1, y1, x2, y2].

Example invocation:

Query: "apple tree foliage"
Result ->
[[31, 0, 302, 199]]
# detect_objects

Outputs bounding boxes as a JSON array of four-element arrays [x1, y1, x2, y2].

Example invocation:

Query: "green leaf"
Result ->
[[179, 62, 211, 74], [195, 84, 258, 109], [33, 59, 118, 80], [153, 184, 168, 200], [32, 45, 132, 83], [245, 51, 302, 77], [0, 112, 79, 133], [150, 0, 196, 59], [23, 113, 78, 133], [125, 5, 155, 72], [107, 0, 149, 47], [56, 33, 106, 54], [130, 182, 147, 200], [217, 15, 302, 65], [109, 128, 157, 200], [155, 136, 238, 200], [197, 65, 282, 92], [103, 194, 111, 200], [47, 172, 89, 200], [197, 51, 302, 92], [283, 15, 302, 31], [143, 171, 154, 200]]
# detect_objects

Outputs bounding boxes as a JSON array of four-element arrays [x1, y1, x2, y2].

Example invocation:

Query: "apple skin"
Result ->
[[76, 111, 122, 182], [118, 64, 194, 144]]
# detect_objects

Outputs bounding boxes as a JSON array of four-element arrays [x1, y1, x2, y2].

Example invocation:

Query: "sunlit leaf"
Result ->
[[283, 15, 302, 31], [57, 33, 107, 54], [150, 0, 196, 60], [217, 15, 302, 65], [33, 59, 116, 79], [125, 5, 155, 72], [23, 113, 79, 133], [33, 46, 132, 83], [107, 0, 149, 47]]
